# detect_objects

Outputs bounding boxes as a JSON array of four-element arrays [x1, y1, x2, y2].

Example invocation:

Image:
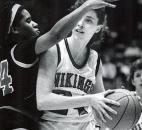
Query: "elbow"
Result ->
[[36, 93, 53, 111], [37, 99, 44, 111], [36, 93, 48, 111]]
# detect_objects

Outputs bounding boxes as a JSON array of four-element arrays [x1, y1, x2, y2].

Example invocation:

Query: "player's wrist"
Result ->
[[86, 94, 95, 106], [81, 1, 91, 12]]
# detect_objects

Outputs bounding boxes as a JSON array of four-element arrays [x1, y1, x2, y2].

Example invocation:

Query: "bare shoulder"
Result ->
[[42, 45, 58, 58], [39, 45, 58, 67]]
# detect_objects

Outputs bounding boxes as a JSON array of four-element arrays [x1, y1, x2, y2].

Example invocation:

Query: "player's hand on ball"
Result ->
[[85, 0, 116, 10], [91, 90, 120, 123]]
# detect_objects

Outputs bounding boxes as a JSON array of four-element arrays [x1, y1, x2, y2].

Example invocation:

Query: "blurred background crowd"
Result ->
[[13, 0, 142, 90]]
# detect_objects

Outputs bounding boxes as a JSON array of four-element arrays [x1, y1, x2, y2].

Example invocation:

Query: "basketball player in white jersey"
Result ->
[[36, 0, 120, 129], [0, 0, 116, 129]]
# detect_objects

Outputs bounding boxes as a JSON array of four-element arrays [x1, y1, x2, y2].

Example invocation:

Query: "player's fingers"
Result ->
[[139, 102, 142, 110], [131, 91, 141, 102], [101, 108, 113, 120], [130, 91, 137, 96], [103, 104, 117, 115], [98, 109, 106, 123], [100, 1, 116, 8], [104, 89, 115, 97], [104, 0, 119, 2], [104, 98, 120, 106], [91, 1, 116, 9], [137, 95, 141, 101]]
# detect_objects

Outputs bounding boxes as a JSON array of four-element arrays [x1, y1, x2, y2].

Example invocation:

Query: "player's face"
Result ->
[[132, 69, 142, 91], [16, 9, 40, 40], [72, 10, 102, 42]]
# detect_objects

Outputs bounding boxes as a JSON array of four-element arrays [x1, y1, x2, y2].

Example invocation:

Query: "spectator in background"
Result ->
[[126, 59, 142, 130], [102, 54, 117, 89]]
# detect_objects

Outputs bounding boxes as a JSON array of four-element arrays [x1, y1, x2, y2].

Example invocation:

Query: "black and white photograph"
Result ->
[[0, 0, 142, 130]]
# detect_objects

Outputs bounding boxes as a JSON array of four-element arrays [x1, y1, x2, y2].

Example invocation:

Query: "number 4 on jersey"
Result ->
[[0, 60, 13, 96]]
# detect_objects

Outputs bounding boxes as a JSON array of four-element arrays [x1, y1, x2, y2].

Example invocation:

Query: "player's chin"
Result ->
[[32, 31, 40, 38], [35, 30, 40, 36]]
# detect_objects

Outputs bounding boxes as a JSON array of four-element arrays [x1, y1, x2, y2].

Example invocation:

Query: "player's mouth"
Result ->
[[36, 29, 40, 35], [75, 29, 84, 34]]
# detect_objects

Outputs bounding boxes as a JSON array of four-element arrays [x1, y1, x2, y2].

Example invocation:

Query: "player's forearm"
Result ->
[[47, 2, 90, 42], [37, 92, 92, 111], [35, 3, 89, 54]]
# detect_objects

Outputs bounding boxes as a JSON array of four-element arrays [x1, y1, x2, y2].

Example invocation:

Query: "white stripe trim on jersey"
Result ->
[[11, 45, 39, 68]]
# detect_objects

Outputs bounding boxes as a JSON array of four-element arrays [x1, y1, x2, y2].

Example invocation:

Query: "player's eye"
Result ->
[[85, 18, 93, 24], [135, 73, 141, 78], [26, 18, 31, 23]]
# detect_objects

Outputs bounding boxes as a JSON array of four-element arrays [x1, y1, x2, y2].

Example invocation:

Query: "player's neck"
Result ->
[[68, 36, 88, 53], [67, 37, 88, 65]]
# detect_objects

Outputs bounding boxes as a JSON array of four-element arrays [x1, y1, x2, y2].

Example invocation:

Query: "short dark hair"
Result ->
[[69, 0, 106, 48], [127, 59, 142, 91]]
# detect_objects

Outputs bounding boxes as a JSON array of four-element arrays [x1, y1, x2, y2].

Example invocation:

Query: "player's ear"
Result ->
[[95, 25, 103, 33], [131, 79, 135, 86], [11, 26, 19, 34]]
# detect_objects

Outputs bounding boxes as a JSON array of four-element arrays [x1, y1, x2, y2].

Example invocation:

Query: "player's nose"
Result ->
[[77, 19, 84, 29], [32, 21, 39, 28]]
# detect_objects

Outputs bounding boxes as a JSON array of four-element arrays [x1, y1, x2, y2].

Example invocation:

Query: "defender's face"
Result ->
[[72, 10, 101, 41], [16, 9, 40, 40], [132, 69, 142, 91]]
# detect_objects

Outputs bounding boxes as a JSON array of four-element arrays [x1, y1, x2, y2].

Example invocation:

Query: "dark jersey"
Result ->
[[0, 38, 39, 129]]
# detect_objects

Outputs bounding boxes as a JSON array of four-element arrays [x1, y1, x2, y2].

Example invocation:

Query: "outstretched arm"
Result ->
[[35, 0, 116, 54]]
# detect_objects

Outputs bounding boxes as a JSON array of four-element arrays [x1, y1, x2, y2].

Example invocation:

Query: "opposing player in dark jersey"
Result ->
[[36, 0, 120, 130], [0, 0, 117, 130]]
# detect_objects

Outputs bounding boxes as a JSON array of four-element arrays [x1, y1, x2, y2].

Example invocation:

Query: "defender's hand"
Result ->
[[84, 0, 117, 9]]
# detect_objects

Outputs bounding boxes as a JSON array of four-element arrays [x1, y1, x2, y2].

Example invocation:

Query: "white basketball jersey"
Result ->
[[42, 39, 100, 123]]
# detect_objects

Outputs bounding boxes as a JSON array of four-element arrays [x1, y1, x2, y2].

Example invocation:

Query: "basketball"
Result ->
[[104, 89, 141, 130]]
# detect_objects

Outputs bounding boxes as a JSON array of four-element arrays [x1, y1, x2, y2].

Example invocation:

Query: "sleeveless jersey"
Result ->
[[0, 37, 39, 115], [42, 39, 100, 123]]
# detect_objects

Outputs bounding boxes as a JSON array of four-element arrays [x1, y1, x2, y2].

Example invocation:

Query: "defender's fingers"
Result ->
[[100, 1, 116, 8], [104, 0, 119, 2]]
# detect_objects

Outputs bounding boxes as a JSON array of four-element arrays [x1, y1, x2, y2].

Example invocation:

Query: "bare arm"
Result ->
[[35, 0, 116, 54], [36, 45, 119, 122], [36, 46, 91, 110], [91, 61, 105, 94]]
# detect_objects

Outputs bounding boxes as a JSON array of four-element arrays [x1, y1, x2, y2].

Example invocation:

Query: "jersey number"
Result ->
[[0, 60, 13, 96]]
